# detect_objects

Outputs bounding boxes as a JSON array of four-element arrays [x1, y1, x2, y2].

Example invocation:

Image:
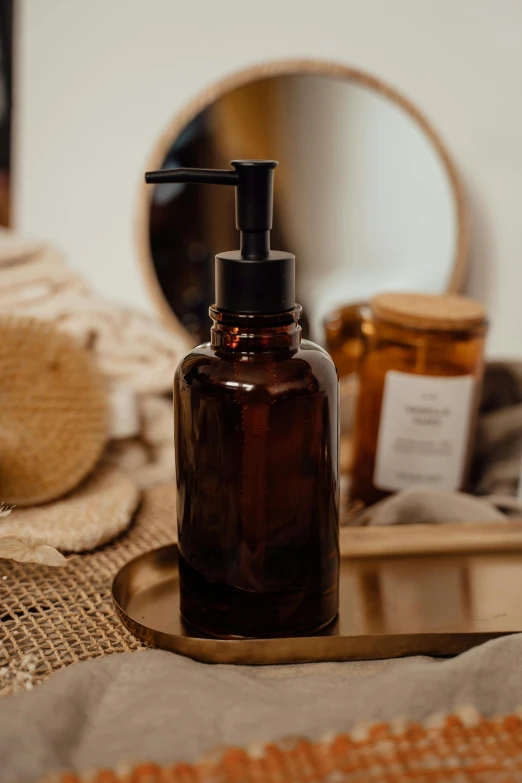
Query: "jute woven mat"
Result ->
[[0, 483, 175, 697], [42, 711, 522, 782]]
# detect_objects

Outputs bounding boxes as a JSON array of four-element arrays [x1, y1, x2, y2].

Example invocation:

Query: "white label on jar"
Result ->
[[374, 371, 475, 492]]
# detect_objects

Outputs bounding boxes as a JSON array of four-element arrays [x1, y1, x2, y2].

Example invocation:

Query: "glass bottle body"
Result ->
[[174, 306, 340, 638], [350, 311, 486, 508]]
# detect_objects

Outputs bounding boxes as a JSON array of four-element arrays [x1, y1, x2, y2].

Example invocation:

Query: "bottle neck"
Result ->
[[210, 305, 302, 352]]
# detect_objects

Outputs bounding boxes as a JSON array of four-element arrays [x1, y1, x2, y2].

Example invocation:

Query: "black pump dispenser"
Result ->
[[145, 160, 295, 314]]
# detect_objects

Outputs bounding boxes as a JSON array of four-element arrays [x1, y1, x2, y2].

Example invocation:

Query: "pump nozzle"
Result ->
[[146, 160, 277, 260], [146, 159, 295, 314], [145, 168, 239, 186]]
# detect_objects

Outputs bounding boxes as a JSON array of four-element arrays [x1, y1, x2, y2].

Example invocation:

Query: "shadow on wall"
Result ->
[[466, 180, 495, 326]]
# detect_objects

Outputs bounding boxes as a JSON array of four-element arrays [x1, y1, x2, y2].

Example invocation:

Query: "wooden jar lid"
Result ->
[[370, 292, 486, 331]]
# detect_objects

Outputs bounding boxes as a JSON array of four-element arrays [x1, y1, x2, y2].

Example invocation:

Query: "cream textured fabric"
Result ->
[[104, 396, 175, 489], [0, 228, 190, 396], [0, 464, 140, 552]]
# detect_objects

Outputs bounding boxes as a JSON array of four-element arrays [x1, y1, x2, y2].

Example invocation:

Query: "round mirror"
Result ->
[[137, 60, 467, 345]]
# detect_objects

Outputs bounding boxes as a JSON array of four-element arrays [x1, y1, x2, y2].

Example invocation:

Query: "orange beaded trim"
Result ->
[[46, 709, 522, 782]]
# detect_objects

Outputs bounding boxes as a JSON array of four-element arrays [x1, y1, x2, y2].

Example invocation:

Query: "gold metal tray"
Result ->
[[112, 542, 522, 664]]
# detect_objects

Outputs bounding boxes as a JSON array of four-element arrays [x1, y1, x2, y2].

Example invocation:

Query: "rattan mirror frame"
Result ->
[[136, 59, 468, 340]]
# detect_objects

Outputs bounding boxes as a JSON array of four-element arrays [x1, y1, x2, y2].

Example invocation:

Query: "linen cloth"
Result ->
[[1, 634, 522, 782]]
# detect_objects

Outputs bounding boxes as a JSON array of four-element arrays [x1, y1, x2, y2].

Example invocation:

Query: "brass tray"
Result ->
[[112, 544, 522, 664]]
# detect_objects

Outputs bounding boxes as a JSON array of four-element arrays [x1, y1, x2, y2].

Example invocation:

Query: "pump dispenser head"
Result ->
[[145, 160, 295, 314]]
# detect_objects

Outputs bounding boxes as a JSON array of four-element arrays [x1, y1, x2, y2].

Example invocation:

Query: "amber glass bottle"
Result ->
[[351, 293, 487, 508], [175, 306, 339, 638], [147, 160, 340, 638]]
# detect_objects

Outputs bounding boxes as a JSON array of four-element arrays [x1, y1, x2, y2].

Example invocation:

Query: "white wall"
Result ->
[[14, 0, 522, 357]]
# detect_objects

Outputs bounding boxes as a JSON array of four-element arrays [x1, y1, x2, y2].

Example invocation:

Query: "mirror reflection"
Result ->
[[149, 72, 458, 344]]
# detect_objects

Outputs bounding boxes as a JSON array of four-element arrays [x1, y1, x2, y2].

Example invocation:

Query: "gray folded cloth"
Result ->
[[472, 362, 522, 500], [2, 636, 522, 782], [359, 488, 507, 525], [474, 403, 522, 497], [480, 361, 522, 413]]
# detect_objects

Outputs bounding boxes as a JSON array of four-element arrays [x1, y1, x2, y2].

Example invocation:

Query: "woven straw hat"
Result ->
[[0, 316, 108, 505]]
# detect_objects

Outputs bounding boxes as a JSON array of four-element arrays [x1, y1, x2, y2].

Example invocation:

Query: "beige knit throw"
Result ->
[[0, 229, 190, 396]]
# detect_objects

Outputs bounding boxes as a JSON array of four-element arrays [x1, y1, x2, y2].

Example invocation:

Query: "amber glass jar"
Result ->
[[324, 303, 366, 478], [323, 302, 366, 378], [350, 293, 487, 508]]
